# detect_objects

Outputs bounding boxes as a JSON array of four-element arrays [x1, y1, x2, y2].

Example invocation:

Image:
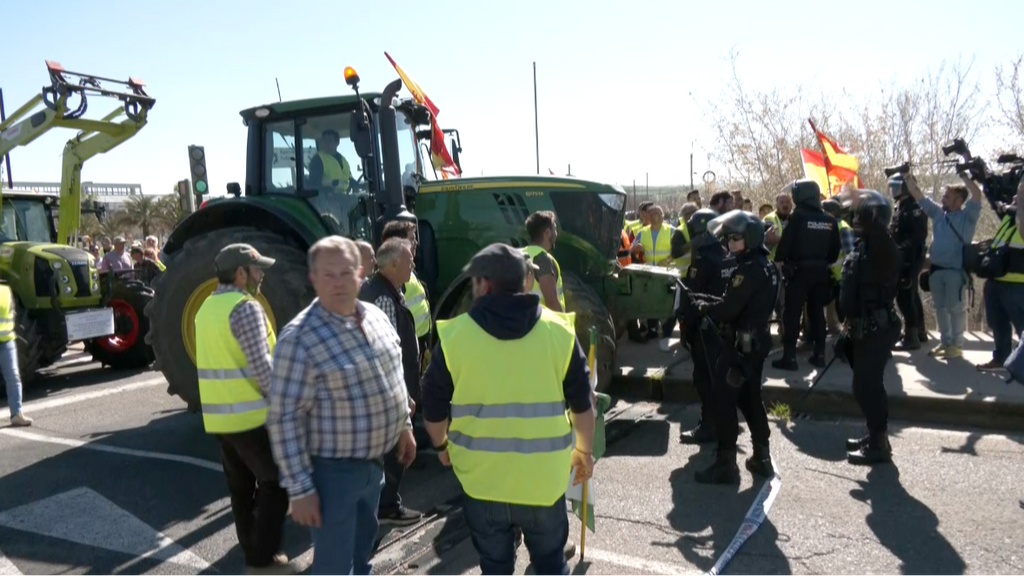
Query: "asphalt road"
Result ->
[[2, 354, 1023, 575]]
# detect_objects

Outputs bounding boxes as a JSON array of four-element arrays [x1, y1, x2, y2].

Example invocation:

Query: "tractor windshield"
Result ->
[[0, 197, 54, 243]]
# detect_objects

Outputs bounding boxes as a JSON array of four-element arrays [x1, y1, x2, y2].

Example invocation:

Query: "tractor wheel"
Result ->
[[14, 302, 44, 386], [144, 227, 314, 411], [562, 272, 617, 393], [85, 280, 155, 369]]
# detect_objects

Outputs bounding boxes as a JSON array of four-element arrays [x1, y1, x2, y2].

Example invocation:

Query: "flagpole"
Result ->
[[580, 481, 588, 560], [533, 62, 540, 175], [808, 118, 833, 197]]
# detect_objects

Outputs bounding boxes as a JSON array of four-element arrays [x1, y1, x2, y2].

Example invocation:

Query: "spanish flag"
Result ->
[[806, 119, 861, 196], [384, 52, 461, 178], [801, 148, 860, 197]]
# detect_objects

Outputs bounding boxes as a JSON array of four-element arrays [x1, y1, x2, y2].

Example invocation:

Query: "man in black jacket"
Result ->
[[357, 237, 423, 526], [888, 174, 929, 350]]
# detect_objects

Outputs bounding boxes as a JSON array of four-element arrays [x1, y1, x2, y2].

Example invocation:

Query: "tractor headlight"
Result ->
[[52, 261, 63, 270], [598, 193, 626, 212], [92, 271, 98, 280], [92, 283, 99, 292], [61, 275, 69, 283], [63, 286, 72, 294]]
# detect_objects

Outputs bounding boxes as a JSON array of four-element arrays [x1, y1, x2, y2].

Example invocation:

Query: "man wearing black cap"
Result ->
[[421, 243, 596, 575], [195, 243, 292, 574]]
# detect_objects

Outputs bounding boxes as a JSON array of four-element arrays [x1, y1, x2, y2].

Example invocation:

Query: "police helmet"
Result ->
[[708, 209, 766, 252], [821, 198, 841, 219], [687, 208, 718, 238], [854, 189, 893, 233], [789, 178, 822, 208], [887, 174, 907, 199]]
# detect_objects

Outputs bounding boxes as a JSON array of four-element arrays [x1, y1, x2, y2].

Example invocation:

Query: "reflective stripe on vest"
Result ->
[[764, 212, 783, 261], [992, 215, 1024, 284], [638, 225, 673, 266], [195, 291, 277, 434], [317, 151, 351, 192], [437, 308, 576, 506], [831, 220, 852, 281], [405, 272, 431, 337], [666, 224, 691, 272], [0, 285, 15, 343], [618, 230, 632, 266], [523, 245, 565, 310]]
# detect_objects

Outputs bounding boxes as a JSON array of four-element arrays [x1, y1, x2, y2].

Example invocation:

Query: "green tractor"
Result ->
[[146, 66, 677, 410], [0, 62, 157, 380]]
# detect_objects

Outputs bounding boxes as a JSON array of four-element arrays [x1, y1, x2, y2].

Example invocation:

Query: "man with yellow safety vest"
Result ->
[[762, 192, 793, 261], [307, 129, 355, 193], [194, 243, 292, 574], [524, 210, 566, 312], [823, 198, 855, 334], [381, 221, 433, 353], [421, 243, 596, 575], [630, 205, 675, 341], [623, 201, 653, 243], [977, 178, 1024, 372], [0, 283, 31, 427]]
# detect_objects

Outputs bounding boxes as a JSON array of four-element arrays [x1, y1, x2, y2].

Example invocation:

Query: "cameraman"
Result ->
[[975, 177, 1024, 371], [903, 172, 982, 359], [888, 174, 929, 350]]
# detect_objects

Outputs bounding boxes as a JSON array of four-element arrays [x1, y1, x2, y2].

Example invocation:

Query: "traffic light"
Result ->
[[177, 179, 194, 214], [188, 145, 208, 195]]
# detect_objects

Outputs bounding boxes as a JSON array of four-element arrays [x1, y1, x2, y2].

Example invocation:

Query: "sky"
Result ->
[[2, 0, 1021, 197]]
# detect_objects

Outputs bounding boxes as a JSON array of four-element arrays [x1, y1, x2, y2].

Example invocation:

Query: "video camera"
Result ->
[[941, 138, 1023, 206]]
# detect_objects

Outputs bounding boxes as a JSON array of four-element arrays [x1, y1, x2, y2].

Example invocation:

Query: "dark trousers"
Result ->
[[896, 276, 924, 334], [783, 274, 830, 357], [851, 325, 900, 435], [984, 279, 1024, 363], [687, 327, 721, 424], [216, 426, 290, 568], [462, 491, 570, 575], [714, 353, 771, 451]]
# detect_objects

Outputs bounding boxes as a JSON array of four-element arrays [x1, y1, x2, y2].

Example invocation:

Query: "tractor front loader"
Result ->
[[0, 61, 156, 381]]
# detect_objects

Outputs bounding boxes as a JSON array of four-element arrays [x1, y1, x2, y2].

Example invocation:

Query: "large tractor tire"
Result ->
[[562, 272, 617, 393], [14, 302, 45, 386], [144, 227, 314, 411], [85, 279, 155, 369]]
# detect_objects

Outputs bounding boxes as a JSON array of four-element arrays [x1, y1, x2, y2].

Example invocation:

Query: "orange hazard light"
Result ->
[[344, 66, 360, 87]]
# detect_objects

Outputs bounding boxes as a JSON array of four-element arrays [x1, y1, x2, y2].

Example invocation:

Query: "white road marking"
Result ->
[[0, 428, 222, 472], [19, 377, 167, 414], [0, 487, 211, 572], [579, 548, 697, 575], [0, 550, 22, 575]]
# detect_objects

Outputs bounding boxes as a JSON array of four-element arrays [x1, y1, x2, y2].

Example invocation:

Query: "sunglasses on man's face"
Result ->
[[727, 234, 745, 242]]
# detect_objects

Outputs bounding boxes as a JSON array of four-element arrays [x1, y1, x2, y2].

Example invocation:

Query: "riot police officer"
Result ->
[[677, 209, 738, 444], [772, 179, 841, 370], [888, 174, 929, 350], [836, 190, 902, 464], [692, 210, 780, 484]]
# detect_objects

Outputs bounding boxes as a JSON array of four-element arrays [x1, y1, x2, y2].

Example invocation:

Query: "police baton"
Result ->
[[799, 354, 839, 402]]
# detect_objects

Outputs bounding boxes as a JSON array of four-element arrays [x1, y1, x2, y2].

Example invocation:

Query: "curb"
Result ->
[[611, 372, 1024, 433]]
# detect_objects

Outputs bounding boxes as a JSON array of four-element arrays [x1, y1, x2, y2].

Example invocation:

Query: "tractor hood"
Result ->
[[37, 244, 95, 267], [419, 174, 626, 200]]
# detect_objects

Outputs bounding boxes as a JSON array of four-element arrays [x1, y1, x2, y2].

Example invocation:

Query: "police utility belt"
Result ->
[[718, 324, 766, 355], [847, 305, 900, 340]]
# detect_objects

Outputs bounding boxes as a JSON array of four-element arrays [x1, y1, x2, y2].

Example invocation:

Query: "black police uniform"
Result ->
[[678, 209, 737, 444], [773, 179, 841, 369], [693, 210, 780, 484], [836, 190, 902, 464], [889, 177, 929, 349]]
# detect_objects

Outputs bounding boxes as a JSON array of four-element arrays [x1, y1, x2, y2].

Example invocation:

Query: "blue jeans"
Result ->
[[309, 457, 384, 575], [462, 491, 569, 575], [984, 279, 1024, 363], [0, 340, 22, 417], [930, 269, 967, 347]]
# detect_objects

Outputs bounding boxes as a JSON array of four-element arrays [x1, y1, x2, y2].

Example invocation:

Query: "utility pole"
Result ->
[[689, 140, 694, 191], [533, 62, 540, 175], [632, 179, 636, 209]]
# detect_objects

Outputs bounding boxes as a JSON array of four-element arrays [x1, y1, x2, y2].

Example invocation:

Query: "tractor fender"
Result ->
[[431, 271, 473, 329], [162, 198, 325, 257]]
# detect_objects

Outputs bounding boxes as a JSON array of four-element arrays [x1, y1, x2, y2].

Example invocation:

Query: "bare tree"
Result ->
[[995, 54, 1024, 148]]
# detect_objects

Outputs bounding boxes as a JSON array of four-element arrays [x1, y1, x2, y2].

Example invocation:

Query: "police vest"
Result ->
[[763, 212, 783, 260], [638, 225, 673, 267], [830, 220, 853, 281], [437, 308, 576, 506], [316, 151, 351, 192], [523, 245, 565, 310], [0, 285, 15, 344], [195, 291, 277, 434], [992, 215, 1024, 284], [666, 224, 691, 273], [405, 271, 432, 337]]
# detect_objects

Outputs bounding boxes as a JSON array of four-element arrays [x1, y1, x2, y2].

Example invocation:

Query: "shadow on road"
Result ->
[[851, 465, 966, 575]]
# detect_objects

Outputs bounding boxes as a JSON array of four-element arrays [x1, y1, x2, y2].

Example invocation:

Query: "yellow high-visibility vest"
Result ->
[[666, 223, 691, 273], [993, 215, 1024, 284], [195, 291, 276, 434], [0, 285, 15, 343], [763, 212, 783, 261], [405, 271, 431, 338], [638, 225, 673, 266], [316, 151, 351, 192], [831, 220, 852, 281], [523, 245, 565, 310], [437, 307, 576, 506]]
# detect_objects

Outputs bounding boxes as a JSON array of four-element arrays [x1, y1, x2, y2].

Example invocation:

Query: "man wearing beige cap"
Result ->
[[98, 235, 132, 273], [195, 243, 293, 574]]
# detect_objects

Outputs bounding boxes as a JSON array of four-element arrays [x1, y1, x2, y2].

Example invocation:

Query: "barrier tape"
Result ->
[[705, 458, 782, 576]]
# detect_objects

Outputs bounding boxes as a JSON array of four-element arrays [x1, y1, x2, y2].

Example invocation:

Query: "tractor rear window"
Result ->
[[1, 199, 53, 243]]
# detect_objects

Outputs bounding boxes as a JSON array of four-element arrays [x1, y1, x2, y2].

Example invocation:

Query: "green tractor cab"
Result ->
[[147, 65, 677, 411]]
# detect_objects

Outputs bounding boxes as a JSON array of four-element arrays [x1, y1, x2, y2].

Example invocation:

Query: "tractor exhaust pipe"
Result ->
[[378, 79, 414, 227]]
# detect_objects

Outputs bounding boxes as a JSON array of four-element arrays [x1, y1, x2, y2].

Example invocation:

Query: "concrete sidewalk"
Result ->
[[613, 329, 1024, 431]]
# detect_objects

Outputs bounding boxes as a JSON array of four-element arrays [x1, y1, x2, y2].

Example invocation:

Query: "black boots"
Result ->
[[847, 433, 892, 465], [745, 444, 775, 477], [679, 421, 716, 445], [694, 449, 740, 485], [894, 332, 921, 351], [772, 356, 798, 371], [808, 354, 827, 368]]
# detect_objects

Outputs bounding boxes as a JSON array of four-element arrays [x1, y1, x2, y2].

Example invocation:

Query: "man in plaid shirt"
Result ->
[[266, 236, 416, 575]]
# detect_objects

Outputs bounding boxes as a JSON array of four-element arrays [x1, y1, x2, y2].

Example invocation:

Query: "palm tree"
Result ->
[[122, 194, 160, 238], [154, 193, 184, 236]]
